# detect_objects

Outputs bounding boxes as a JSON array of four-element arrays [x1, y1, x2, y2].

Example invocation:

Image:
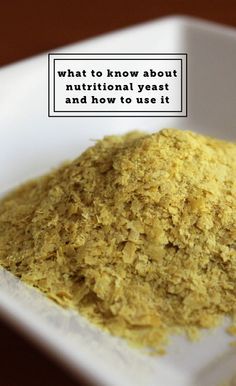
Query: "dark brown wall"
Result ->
[[1, 0, 236, 66]]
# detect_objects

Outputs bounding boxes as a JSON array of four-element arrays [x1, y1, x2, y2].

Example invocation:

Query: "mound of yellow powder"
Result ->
[[0, 129, 236, 352]]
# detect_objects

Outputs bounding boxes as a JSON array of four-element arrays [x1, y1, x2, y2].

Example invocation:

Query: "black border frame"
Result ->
[[48, 53, 188, 118]]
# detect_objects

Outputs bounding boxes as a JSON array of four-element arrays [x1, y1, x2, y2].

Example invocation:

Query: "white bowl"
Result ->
[[0, 15, 236, 386]]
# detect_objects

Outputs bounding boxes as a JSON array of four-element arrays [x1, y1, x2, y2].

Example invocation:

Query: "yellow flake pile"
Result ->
[[0, 129, 236, 351]]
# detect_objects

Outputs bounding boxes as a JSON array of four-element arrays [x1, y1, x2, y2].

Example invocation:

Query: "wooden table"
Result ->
[[0, 1, 236, 385]]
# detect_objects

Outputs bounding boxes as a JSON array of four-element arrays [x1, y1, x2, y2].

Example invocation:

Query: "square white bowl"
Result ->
[[0, 15, 236, 386]]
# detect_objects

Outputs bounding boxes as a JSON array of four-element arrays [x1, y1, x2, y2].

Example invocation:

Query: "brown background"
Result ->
[[0, 0, 236, 385]]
